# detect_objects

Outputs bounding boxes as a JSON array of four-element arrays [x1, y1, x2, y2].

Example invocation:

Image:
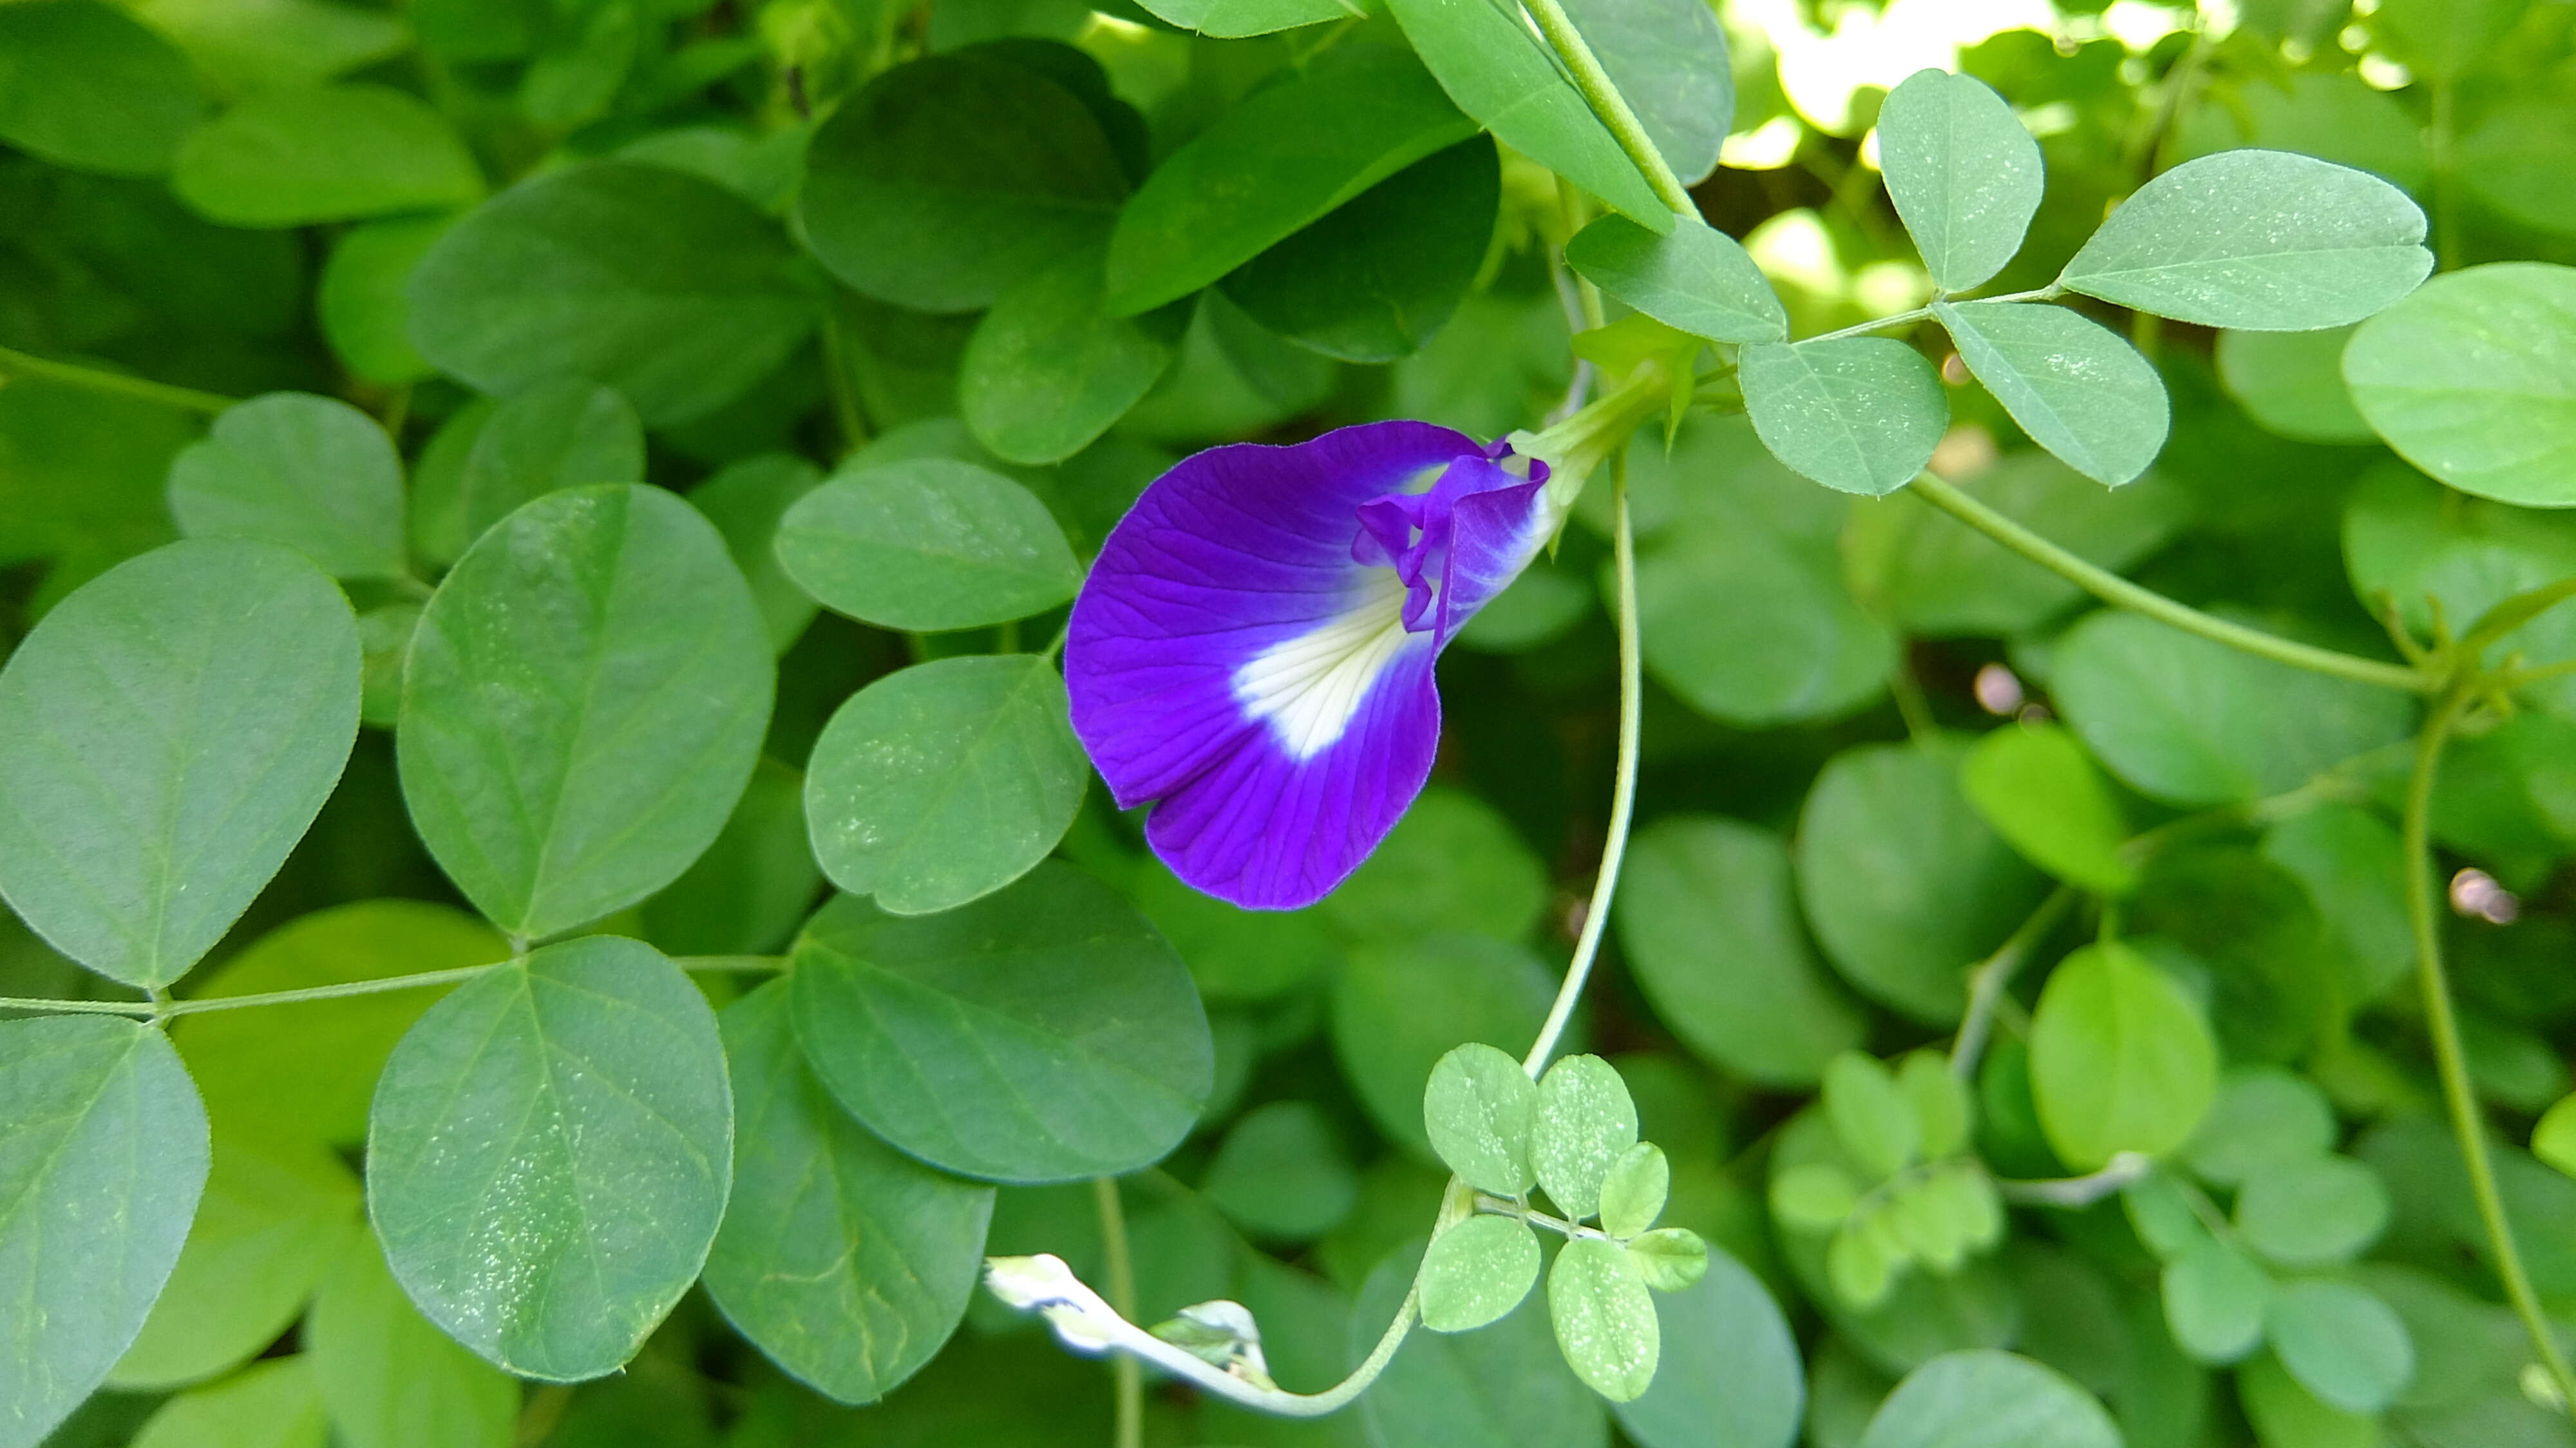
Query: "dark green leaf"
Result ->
[[1133, 860, 1340, 1003], [1616, 817, 1866, 1087], [788, 866, 1212, 1182], [799, 52, 1130, 312], [455, 379, 644, 546], [1856, 1350, 2117, 1448], [0, 0, 204, 176], [367, 937, 733, 1381], [963, 247, 1180, 464], [704, 980, 993, 1405], [2344, 262, 2576, 508], [0, 540, 359, 987], [1565, 0, 1732, 185], [638, 757, 820, 958], [1333, 933, 1556, 1156], [685, 453, 824, 654], [166, 392, 405, 580], [1383, 0, 1666, 229], [2060, 150, 2432, 331], [1105, 43, 1473, 316], [2459, 97, 2576, 236], [1323, 786, 1548, 943], [410, 162, 815, 427], [1421, 1216, 1543, 1332], [2181, 1066, 2336, 1187], [1875, 69, 2043, 292], [2370, 0, 2527, 82], [804, 654, 1084, 915], [2215, 326, 2374, 444], [1635, 498, 1896, 725], [172, 84, 482, 227], [1567, 214, 1784, 345], [1356, 1240, 1607, 1448], [1220, 136, 1500, 363], [773, 459, 1082, 632], [1739, 337, 1946, 496], [1202, 1101, 1358, 1242], [2027, 941, 2219, 1170], [399, 484, 770, 937], [1933, 300, 2168, 488], [0, 1016, 209, 1448]]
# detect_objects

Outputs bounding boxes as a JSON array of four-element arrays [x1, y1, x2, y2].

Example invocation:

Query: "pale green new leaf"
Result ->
[[1424, 1042, 1540, 1197], [1548, 1238, 1660, 1402], [307, 1234, 516, 1448], [129, 1358, 329, 1448], [2027, 941, 2219, 1170], [1134, 0, 1355, 37], [1960, 721, 2136, 895], [173, 84, 482, 227], [1598, 1143, 1669, 1239], [1533, 1056, 1640, 1222], [1421, 1216, 1542, 1333]]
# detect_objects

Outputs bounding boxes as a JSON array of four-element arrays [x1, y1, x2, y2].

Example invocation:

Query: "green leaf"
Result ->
[[1202, 1101, 1359, 1242], [1383, 0, 1667, 229], [1897, 1053, 1971, 1161], [1933, 300, 2168, 487], [2369, 0, 2527, 82], [2216, 326, 2374, 444], [2258, 807, 2412, 1009], [0, 540, 359, 988], [2060, 149, 2432, 331], [1354, 1240, 1605, 1448], [1566, 214, 1785, 345], [1133, 0, 1355, 36], [703, 980, 992, 1405], [685, 453, 824, 654], [2344, 463, 2576, 707], [129, 1357, 329, 1448], [1599, 1143, 1669, 1239], [1623, 1229, 1707, 1293], [1824, 1053, 1920, 1181], [1533, 1055, 1640, 1222], [1609, 1252, 1802, 1448], [1856, 1350, 2118, 1448], [367, 936, 733, 1381], [799, 50, 1130, 312], [1634, 500, 1897, 726], [173, 84, 482, 227], [2266, 1280, 2414, 1415], [1134, 860, 1340, 1003], [1739, 338, 1947, 496], [1104, 43, 1473, 316], [1844, 452, 2186, 637], [963, 247, 1181, 465], [0, 1016, 209, 1448], [1424, 1042, 1540, 1197], [2160, 1238, 2268, 1365], [774, 459, 1082, 632], [455, 379, 644, 546], [1615, 817, 1868, 1088], [0, 375, 189, 587], [166, 392, 406, 580], [1220, 135, 1500, 364], [1564, 0, 1732, 186], [307, 1233, 517, 1448], [2235, 1155, 2389, 1269], [1826, 1210, 1905, 1310], [410, 161, 815, 427], [2459, 97, 2576, 236], [399, 484, 773, 939], [136, 0, 410, 92], [789, 866, 1213, 1182], [804, 654, 1083, 915], [2344, 262, 2576, 508], [1549, 1237, 1660, 1401], [2181, 1067, 2336, 1187], [1323, 786, 1549, 943], [639, 757, 819, 958], [109, 1125, 361, 1390], [2027, 941, 2219, 1170], [173, 902, 508, 1150], [2237, 1352, 2378, 1448], [0, 0, 204, 176], [1875, 68, 2043, 292], [1421, 1216, 1544, 1332], [1795, 738, 2047, 1025], [2049, 610, 2416, 808], [1335, 935, 1556, 1156], [1960, 721, 2136, 895], [1770, 1163, 1861, 1232], [2535, 1094, 2576, 1179]]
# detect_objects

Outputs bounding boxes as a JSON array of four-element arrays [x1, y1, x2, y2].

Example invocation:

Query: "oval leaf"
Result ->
[[1610, 1251, 1804, 1448], [788, 864, 1213, 1183], [1933, 300, 2168, 488], [173, 83, 482, 227], [1424, 1042, 1540, 1196], [1959, 721, 2136, 895], [2265, 1280, 2414, 1415], [2344, 262, 2576, 508], [1548, 1237, 1660, 1402], [964, 247, 1181, 466], [167, 392, 407, 580], [1566, 214, 1786, 345], [1876, 68, 2043, 293], [1421, 1216, 1543, 1333], [367, 936, 734, 1382], [2161, 1239, 2268, 1365], [1856, 1350, 2117, 1448], [1533, 1055, 1639, 1223], [2027, 940, 2219, 1170], [774, 459, 1083, 632], [0, 539, 359, 988], [399, 484, 773, 940], [1739, 336, 1946, 497]]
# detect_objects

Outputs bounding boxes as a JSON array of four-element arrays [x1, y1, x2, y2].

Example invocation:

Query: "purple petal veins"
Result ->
[[1066, 421, 1557, 910]]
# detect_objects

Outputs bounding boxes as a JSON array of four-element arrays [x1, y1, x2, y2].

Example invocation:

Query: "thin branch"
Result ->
[[1995, 1152, 2151, 1207], [1093, 1179, 1143, 1448], [1951, 886, 2076, 1080], [0, 955, 779, 1021], [1514, 0, 1697, 216], [1908, 474, 2432, 694], [0, 345, 236, 415]]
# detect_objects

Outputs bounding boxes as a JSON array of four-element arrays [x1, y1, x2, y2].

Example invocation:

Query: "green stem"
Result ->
[[1093, 1177, 1143, 1448], [1887, 653, 1938, 744], [1908, 474, 2431, 694], [818, 302, 871, 460], [1522, 452, 1642, 1078], [1951, 886, 2076, 1080], [0, 955, 779, 1020], [2403, 685, 2576, 1415], [0, 345, 235, 415], [1994, 1151, 2150, 1207], [1515, 0, 1696, 215]]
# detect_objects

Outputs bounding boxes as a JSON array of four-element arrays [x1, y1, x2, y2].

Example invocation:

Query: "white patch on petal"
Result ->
[[1233, 571, 1419, 760]]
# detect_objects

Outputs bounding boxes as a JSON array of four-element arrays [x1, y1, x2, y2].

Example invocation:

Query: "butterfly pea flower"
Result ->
[[1067, 406, 1632, 910]]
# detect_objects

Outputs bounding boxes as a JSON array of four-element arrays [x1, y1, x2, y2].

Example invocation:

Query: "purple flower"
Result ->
[[1066, 421, 1560, 910]]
